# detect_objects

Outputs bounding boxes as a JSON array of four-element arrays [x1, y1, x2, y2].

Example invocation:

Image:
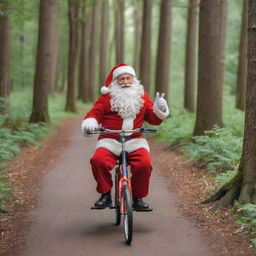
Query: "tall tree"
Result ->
[[65, 0, 80, 112], [99, 0, 109, 85], [203, 0, 256, 207], [184, 0, 199, 113], [235, 0, 248, 111], [115, 0, 125, 63], [139, 0, 152, 93], [30, 0, 57, 122], [155, 0, 172, 102], [19, 0, 25, 87], [218, 0, 227, 99], [193, 0, 223, 136], [0, 0, 11, 112], [48, 0, 59, 94], [78, 1, 90, 102], [88, 0, 100, 101], [132, 0, 142, 73]]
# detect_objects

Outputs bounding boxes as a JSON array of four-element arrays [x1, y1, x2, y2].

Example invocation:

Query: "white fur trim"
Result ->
[[112, 66, 136, 81], [122, 116, 134, 131], [101, 86, 109, 95], [96, 138, 150, 156], [153, 102, 170, 120]]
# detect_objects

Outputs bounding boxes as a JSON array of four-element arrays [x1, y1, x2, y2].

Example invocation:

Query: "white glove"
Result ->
[[155, 92, 168, 112], [81, 118, 99, 135]]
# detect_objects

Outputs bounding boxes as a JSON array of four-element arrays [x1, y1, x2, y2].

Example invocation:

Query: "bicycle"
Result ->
[[90, 127, 157, 245]]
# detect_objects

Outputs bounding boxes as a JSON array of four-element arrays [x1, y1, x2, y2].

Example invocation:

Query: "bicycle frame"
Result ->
[[116, 137, 132, 214], [88, 127, 157, 244]]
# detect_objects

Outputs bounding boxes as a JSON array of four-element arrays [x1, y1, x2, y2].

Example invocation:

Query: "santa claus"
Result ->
[[81, 63, 169, 210]]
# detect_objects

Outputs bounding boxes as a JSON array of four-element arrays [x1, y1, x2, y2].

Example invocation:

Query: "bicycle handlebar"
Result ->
[[87, 127, 157, 135]]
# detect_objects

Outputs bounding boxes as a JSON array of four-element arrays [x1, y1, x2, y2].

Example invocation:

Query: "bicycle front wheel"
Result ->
[[122, 185, 133, 245], [114, 170, 121, 225]]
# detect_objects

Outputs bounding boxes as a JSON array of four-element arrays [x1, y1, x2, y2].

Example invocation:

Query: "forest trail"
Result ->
[[13, 118, 220, 256]]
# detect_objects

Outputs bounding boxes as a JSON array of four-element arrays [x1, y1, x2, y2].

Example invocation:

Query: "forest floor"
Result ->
[[0, 117, 255, 256]]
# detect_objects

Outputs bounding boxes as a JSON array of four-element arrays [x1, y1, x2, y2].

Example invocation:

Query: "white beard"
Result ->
[[109, 78, 144, 119]]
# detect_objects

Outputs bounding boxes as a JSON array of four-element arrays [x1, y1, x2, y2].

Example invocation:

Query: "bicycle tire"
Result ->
[[114, 170, 121, 225], [122, 185, 133, 245]]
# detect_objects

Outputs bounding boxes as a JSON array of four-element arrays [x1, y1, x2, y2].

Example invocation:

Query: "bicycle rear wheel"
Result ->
[[122, 185, 133, 245], [114, 169, 121, 225]]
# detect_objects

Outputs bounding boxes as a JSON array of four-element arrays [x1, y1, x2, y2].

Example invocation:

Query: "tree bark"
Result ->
[[155, 0, 172, 102], [193, 0, 223, 136], [115, 0, 125, 63], [202, 0, 256, 207], [99, 0, 109, 85], [237, 0, 256, 204], [0, 1, 10, 113], [184, 0, 199, 113], [88, 0, 100, 101], [140, 0, 152, 93], [48, 0, 59, 94], [132, 0, 142, 74], [30, 0, 57, 123], [78, 1, 90, 102], [65, 0, 80, 112], [235, 0, 248, 111], [218, 0, 227, 100]]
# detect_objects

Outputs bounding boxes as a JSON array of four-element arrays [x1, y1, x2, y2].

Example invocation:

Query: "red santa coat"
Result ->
[[84, 92, 169, 196], [84, 92, 168, 156]]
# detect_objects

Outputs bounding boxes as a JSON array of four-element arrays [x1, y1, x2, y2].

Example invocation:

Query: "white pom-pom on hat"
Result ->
[[101, 86, 109, 95]]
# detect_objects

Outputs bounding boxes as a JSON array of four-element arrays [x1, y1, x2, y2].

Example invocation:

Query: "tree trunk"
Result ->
[[30, 0, 57, 123], [0, 1, 10, 113], [99, 0, 109, 85], [19, 0, 25, 88], [235, 0, 248, 111], [193, 0, 223, 136], [115, 0, 125, 63], [88, 0, 100, 101], [237, 0, 256, 204], [218, 0, 227, 99], [48, 0, 59, 94], [65, 0, 80, 112], [155, 0, 172, 102], [202, 0, 256, 208], [78, 2, 87, 101], [132, 0, 142, 74], [139, 0, 152, 93], [184, 0, 199, 113]]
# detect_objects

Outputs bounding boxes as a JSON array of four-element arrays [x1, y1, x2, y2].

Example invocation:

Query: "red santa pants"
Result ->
[[90, 147, 152, 198]]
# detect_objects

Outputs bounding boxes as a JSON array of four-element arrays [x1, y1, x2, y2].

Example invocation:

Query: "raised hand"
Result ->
[[155, 92, 167, 112]]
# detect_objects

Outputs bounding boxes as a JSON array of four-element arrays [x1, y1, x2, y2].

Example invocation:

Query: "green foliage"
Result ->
[[0, 182, 10, 212], [215, 170, 237, 188], [157, 109, 194, 145], [185, 127, 242, 175], [235, 203, 256, 243]]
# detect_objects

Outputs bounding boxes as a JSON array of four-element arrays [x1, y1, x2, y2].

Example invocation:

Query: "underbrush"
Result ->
[[0, 90, 87, 212], [157, 94, 256, 245]]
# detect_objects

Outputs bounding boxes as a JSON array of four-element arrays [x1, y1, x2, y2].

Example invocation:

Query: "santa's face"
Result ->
[[109, 76, 144, 118], [116, 73, 134, 88]]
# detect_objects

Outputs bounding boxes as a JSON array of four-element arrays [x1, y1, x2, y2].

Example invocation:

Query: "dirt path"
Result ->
[[10, 118, 219, 256], [1, 118, 255, 256]]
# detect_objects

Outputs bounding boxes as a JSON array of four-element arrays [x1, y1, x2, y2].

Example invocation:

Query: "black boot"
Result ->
[[133, 197, 149, 211], [94, 191, 112, 208]]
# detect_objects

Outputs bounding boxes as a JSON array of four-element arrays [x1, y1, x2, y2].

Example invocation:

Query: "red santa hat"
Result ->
[[101, 63, 136, 95]]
